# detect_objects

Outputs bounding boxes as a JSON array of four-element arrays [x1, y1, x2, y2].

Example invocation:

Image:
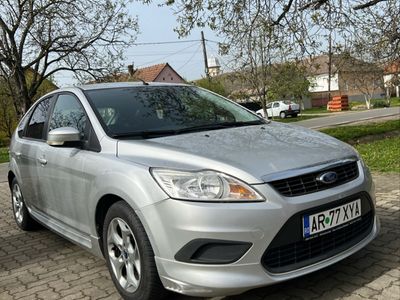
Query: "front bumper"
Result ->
[[139, 161, 379, 297]]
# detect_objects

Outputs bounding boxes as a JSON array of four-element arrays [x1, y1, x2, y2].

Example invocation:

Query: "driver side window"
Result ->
[[49, 94, 87, 138], [273, 102, 280, 108]]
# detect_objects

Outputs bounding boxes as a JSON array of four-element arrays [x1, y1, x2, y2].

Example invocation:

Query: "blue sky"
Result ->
[[55, 2, 222, 86]]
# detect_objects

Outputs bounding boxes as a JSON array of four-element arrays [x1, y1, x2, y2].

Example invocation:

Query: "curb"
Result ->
[[308, 113, 400, 129]]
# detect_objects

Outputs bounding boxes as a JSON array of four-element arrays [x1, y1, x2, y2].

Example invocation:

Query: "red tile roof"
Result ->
[[133, 63, 168, 82], [384, 60, 400, 74]]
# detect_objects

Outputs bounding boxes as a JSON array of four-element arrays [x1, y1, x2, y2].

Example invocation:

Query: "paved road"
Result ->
[[0, 163, 8, 183], [296, 107, 400, 129], [0, 169, 399, 300]]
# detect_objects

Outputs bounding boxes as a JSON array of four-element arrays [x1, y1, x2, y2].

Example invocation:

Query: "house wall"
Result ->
[[338, 71, 385, 99], [154, 66, 185, 83], [384, 74, 400, 97], [308, 73, 339, 93], [308, 70, 385, 107]]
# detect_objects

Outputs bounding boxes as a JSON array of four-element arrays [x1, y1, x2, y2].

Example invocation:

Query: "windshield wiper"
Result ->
[[111, 129, 178, 139], [111, 120, 266, 139], [175, 120, 265, 134]]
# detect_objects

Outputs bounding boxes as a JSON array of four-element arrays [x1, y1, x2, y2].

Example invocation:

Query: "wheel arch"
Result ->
[[94, 194, 124, 255], [93, 193, 161, 258], [8, 171, 15, 190]]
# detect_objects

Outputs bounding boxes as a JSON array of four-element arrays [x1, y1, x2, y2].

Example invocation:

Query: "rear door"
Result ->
[[15, 97, 54, 209]]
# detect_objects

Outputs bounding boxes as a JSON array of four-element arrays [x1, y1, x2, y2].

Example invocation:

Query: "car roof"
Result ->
[[78, 82, 190, 91]]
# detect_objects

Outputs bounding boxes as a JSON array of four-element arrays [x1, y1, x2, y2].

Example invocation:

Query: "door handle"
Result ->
[[37, 158, 47, 165], [15, 152, 21, 158]]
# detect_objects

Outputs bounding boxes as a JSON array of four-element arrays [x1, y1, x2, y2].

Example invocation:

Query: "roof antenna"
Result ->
[[137, 78, 149, 85]]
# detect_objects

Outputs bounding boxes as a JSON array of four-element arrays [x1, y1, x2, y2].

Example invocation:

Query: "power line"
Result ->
[[125, 50, 202, 57], [133, 39, 200, 46], [135, 42, 200, 67], [205, 39, 221, 44], [177, 44, 202, 71]]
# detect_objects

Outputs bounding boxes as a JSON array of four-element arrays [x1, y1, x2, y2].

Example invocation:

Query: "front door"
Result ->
[[38, 93, 92, 233]]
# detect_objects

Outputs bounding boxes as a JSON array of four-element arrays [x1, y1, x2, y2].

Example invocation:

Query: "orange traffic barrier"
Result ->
[[328, 95, 349, 111]]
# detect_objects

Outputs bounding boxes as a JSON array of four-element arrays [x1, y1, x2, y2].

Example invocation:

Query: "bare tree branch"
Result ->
[[353, 0, 387, 10]]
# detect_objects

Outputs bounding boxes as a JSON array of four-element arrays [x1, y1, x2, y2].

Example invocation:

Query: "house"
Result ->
[[305, 54, 385, 107], [383, 60, 400, 98], [207, 57, 222, 77], [97, 63, 185, 84], [128, 63, 185, 83]]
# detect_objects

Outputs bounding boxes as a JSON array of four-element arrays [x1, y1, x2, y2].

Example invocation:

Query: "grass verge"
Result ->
[[0, 147, 8, 164], [354, 137, 400, 173], [302, 107, 332, 114], [320, 119, 400, 142], [274, 115, 322, 123], [320, 120, 400, 173]]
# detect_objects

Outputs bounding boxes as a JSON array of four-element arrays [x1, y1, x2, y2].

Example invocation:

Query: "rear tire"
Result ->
[[103, 201, 168, 300], [11, 178, 39, 231], [280, 111, 286, 119]]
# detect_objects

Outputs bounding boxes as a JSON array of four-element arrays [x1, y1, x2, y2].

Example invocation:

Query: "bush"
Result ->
[[0, 137, 10, 147], [372, 99, 390, 108]]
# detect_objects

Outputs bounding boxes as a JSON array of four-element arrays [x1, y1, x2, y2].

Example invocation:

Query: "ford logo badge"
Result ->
[[316, 171, 338, 184]]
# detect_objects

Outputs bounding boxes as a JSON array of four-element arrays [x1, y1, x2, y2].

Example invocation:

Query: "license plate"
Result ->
[[303, 199, 361, 238]]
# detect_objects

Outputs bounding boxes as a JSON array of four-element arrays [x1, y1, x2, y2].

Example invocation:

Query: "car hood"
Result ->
[[117, 122, 356, 184]]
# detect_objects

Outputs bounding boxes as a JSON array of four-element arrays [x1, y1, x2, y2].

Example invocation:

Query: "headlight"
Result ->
[[151, 169, 264, 202]]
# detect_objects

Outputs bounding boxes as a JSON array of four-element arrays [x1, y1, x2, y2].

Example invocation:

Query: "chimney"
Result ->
[[128, 64, 134, 77]]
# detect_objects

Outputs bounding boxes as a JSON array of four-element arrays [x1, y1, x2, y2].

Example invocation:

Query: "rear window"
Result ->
[[25, 98, 52, 140], [283, 100, 295, 105]]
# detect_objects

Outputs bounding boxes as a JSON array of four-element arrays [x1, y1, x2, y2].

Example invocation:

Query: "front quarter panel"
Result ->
[[84, 154, 169, 237]]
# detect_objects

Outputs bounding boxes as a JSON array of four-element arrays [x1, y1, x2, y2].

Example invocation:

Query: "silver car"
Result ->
[[8, 83, 379, 299]]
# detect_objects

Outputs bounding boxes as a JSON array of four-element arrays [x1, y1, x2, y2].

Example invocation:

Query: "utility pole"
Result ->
[[327, 3, 332, 104], [201, 31, 210, 79]]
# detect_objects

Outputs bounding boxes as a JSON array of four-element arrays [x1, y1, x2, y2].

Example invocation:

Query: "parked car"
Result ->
[[257, 100, 300, 118], [8, 83, 379, 299]]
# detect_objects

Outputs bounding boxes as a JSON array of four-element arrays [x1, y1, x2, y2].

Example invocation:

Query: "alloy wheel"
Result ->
[[107, 218, 141, 293], [12, 183, 24, 224]]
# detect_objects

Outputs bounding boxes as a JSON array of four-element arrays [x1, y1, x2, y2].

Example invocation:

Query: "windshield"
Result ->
[[85, 86, 264, 138]]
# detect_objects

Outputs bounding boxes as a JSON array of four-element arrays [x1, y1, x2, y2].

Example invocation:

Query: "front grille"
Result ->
[[269, 161, 359, 197], [262, 194, 374, 273]]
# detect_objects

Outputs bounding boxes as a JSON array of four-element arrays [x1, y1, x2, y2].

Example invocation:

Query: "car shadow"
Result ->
[[221, 205, 399, 300], [0, 203, 397, 300]]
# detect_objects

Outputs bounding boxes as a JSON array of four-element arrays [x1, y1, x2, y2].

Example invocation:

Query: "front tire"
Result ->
[[11, 178, 39, 231], [103, 201, 167, 300]]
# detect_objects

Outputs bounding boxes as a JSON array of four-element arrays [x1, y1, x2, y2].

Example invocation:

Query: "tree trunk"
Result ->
[[364, 94, 371, 109]]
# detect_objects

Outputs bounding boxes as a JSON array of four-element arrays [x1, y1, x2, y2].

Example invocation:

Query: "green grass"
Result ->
[[389, 97, 400, 107], [320, 120, 400, 173], [349, 97, 399, 109], [273, 115, 322, 123], [355, 137, 400, 172], [302, 107, 332, 114], [320, 119, 400, 142], [0, 147, 9, 164]]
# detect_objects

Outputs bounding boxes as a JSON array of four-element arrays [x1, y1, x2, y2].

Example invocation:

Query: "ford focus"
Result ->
[[8, 83, 379, 299]]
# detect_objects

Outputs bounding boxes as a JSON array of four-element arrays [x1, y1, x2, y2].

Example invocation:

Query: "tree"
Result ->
[[0, 0, 138, 118], [195, 77, 227, 96], [267, 62, 310, 108], [0, 74, 57, 138]]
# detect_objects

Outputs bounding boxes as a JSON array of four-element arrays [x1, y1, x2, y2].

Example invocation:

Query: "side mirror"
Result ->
[[47, 127, 81, 147]]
